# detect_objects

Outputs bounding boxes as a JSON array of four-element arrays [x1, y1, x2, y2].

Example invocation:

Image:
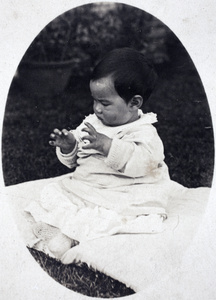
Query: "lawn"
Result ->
[[2, 58, 214, 188], [2, 54, 214, 297]]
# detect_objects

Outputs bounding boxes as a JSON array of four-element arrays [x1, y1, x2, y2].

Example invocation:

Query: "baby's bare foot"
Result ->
[[48, 233, 79, 259]]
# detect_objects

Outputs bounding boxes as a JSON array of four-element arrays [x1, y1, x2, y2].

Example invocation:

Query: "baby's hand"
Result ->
[[81, 122, 112, 156], [49, 128, 76, 154]]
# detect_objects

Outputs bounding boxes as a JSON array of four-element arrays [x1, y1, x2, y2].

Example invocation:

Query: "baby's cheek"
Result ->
[[110, 114, 118, 123], [105, 111, 114, 119]]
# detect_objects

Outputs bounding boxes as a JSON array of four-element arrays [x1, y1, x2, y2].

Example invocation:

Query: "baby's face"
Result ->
[[90, 76, 138, 126]]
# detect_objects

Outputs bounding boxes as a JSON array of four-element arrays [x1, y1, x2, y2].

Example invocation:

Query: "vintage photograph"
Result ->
[[1, 2, 214, 298]]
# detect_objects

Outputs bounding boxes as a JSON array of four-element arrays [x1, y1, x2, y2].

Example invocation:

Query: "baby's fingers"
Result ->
[[49, 140, 57, 146], [81, 127, 92, 135], [50, 128, 69, 139], [82, 123, 98, 138], [83, 122, 97, 133], [50, 133, 56, 139], [49, 128, 67, 147], [53, 128, 62, 136], [62, 129, 69, 136], [82, 134, 94, 143], [49, 132, 59, 145], [82, 139, 95, 149]]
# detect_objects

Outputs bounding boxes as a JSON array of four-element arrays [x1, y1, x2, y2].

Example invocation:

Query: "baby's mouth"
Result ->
[[96, 115, 103, 121]]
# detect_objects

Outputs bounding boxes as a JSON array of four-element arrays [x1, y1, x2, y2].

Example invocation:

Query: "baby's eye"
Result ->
[[93, 98, 110, 107], [101, 102, 110, 107]]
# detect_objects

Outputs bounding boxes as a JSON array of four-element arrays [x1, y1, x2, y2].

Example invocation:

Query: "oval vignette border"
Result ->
[[0, 1, 216, 300]]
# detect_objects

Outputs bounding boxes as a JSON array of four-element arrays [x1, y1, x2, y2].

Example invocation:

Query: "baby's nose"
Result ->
[[94, 102, 102, 114]]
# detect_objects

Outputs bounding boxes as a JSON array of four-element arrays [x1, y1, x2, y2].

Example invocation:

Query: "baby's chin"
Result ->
[[97, 117, 115, 127], [102, 120, 123, 127], [96, 115, 123, 127], [96, 115, 108, 125], [99, 118, 111, 126]]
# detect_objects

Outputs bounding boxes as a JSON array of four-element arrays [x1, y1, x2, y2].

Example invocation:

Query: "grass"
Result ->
[[2, 62, 214, 188], [1, 55, 214, 297], [27, 247, 134, 298]]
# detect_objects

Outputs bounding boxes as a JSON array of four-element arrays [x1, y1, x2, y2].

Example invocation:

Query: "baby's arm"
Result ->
[[49, 128, 76, 154], [104, 126, 165, 177]]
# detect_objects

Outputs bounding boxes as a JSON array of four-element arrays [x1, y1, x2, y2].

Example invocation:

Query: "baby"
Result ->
[[28, 48, 172, 258]]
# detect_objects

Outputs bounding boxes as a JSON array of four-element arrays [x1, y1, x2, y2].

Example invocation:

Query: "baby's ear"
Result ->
[[129, 95, 143, 109]]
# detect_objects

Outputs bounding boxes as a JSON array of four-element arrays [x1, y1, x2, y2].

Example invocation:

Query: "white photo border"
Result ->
[[0, 1, 216, 299]]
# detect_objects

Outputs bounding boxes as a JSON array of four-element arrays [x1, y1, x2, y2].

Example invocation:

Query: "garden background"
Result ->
[[2, 3, 214, 188], [1, 2, 214, 297]]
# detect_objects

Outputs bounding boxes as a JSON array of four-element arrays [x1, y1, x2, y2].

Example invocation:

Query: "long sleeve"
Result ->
[[56, 142, 78, 169], [104, 125, 164, 177]]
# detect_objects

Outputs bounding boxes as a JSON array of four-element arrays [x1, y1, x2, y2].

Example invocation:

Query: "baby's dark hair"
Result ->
[[91, 48, 158, 103]]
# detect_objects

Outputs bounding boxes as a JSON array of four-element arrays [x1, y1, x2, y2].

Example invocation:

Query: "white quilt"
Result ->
[[2, 175, 210, 293]]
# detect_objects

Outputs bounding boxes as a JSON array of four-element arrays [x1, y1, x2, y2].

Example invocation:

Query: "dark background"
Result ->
[[2, 3, 214, 188]]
